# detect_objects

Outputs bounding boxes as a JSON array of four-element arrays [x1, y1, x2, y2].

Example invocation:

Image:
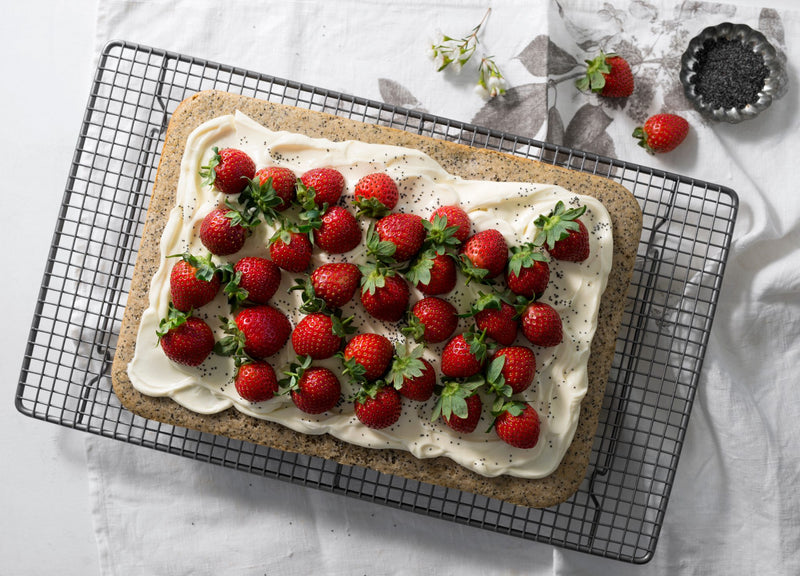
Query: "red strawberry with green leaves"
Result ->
[[299, 167, 345, 207], [269, 229, 313, 273], [310, 262, 361, 308], [199, 147, 256, 195], [403, 296, 459, 344], [314, 205, 362, 254], [281, 356, 341, 414], [506, 244, 550, 299], [168, 253, 221, 312], [353, 172, 399, 217], [429, 205, 471, 243], [406, 251, 457, 295], [576, 52, 634, 98], [226, 256, 281, 306], [254, 166, 297, 211], [490, 346, 537, 395], [341, 333, 394, 382], [157, 305, 215, 366], [459, 229, 508, 282], [359, 264, 410, 323], [217, 304, 292, 360], [432, 378, 484, 434], [387, 345, 436, 402], [534, 201, 590, 262], [291, 312, 353, 360], [440, 330, 489, 378], [461, 292, 518, 346], [633, 113, 689, 155], [354, 383, 403, 429], [199, 206, 249, 256], [234, 361, 279, 402], [375, 212, 426, 262], [492, 401, 540, 449], [520, 301, 563, 348]]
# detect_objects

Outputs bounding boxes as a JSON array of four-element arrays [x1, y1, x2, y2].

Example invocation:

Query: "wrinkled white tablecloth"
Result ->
[[87, 0, 800, 573]]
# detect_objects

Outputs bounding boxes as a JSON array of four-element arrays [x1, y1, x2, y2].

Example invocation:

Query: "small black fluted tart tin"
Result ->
[[680, 22, 788, 123]]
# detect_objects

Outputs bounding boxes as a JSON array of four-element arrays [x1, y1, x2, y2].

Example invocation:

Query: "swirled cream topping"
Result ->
[[128, 111, 613, 479]]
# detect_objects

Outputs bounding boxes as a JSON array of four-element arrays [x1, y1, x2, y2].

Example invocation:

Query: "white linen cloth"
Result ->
[[87, 0, 800, 573]]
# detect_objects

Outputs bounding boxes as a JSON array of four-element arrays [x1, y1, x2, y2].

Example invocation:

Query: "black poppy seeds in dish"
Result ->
[[693, 38, 770, 110]]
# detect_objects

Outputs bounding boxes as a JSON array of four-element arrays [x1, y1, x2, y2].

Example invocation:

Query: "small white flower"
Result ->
[[474, 83, 491, 100]]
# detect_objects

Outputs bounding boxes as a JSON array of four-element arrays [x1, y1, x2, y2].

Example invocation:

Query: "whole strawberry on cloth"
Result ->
[[576, 51, 634, 98], [633, 114, 689, 154]]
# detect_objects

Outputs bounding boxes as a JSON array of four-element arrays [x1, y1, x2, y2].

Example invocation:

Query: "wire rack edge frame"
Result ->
[[15, 39, 738, 565]]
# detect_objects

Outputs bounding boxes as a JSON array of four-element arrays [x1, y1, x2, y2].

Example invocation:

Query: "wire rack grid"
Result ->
[[16, 41, 737, 564]]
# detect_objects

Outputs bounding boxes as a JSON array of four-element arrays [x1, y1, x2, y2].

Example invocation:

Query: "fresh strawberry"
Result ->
[[310, 262, 361, 308], [360, 266, 410, 323], [157, 305, 215, 366], [490, 346, 537, 395], [375, 213, 426, 262], [406, 251, 457, 295], [217, 305, 292, 360], [492, 402, 540, 449], [291, 312, 352, 360], [299, 167, 345, 207], [534, 201, 590, 262], [429, 205, 471, 243], [281, 356, 341, 414], [404, 296, 459, 344], [354, 383, 403, 429], [387, 345, 436, 402], [353, 172, 399, 217], [341, 333, 394, 381], [459, 229, 509, 281], [199, 147, 255, 195], [440, 331, 489, 378], [168, 253, 221, 312], [314, 205, 362, 254], [474, 300, 518, 346], [199, 207, 248, 256], [432, 379, 484, 434], [520, 301, 563, 348], [234, 361, 279, 402], [576, 52, 634, 98], [226, 256, 281, 306], [254, 166, 297, 210], [506, 244, 550, 299], [633, 113, 689, 154], [269, 230, 313, 273]]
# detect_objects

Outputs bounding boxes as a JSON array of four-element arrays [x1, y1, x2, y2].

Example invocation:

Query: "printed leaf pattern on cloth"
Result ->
[[377, 0, 786, 161]]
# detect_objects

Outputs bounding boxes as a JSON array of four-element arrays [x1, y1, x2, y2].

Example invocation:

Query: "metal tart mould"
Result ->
[[679, 22, 788, 123]]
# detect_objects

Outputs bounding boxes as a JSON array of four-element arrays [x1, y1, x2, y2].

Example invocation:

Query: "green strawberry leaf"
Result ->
[[198, 146, 221, 187]]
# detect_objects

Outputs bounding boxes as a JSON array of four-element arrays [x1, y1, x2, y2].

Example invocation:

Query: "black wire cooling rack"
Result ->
[[16, 40, 737, 564]]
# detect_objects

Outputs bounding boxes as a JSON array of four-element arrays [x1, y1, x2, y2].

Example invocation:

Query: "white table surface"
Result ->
[[2, 0, 793, 573]]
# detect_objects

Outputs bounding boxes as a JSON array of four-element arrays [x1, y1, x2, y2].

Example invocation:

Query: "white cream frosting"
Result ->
[[128, 111, 614, 479]]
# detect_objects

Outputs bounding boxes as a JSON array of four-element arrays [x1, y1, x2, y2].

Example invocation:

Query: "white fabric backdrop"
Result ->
[[87, 0, 800, 573]]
